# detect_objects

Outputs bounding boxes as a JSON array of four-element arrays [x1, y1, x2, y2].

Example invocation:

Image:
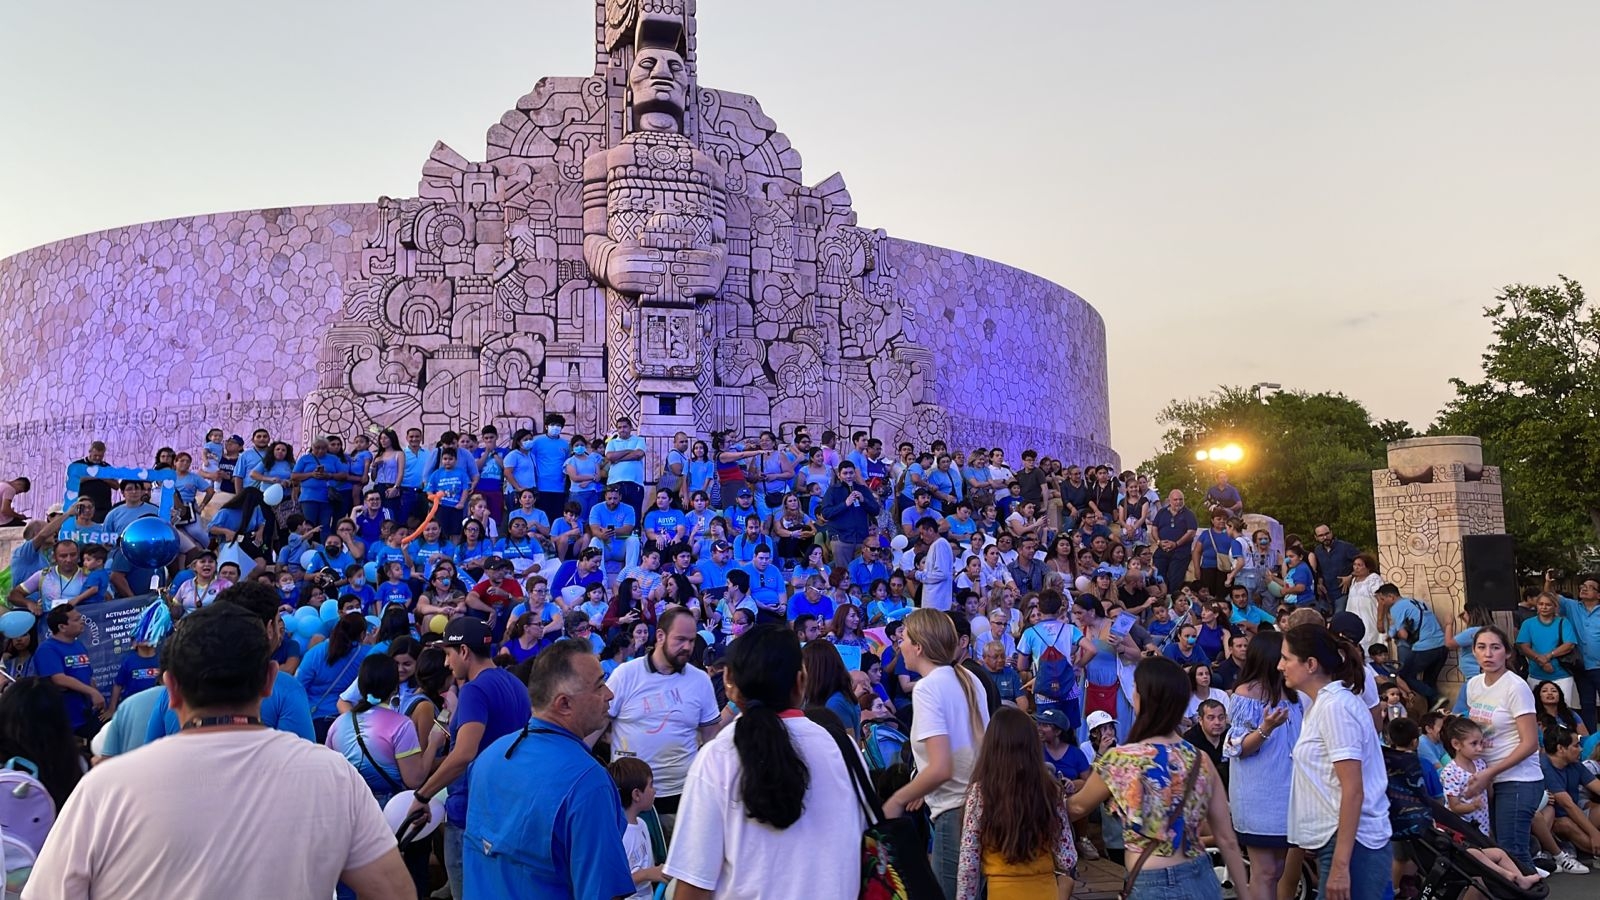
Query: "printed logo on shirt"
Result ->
[[64, 654, 92, 668], [130, 667, 160, 681]]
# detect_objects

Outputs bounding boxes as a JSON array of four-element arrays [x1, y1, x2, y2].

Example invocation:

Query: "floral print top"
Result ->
[[1440, 756, 1490, 835], [1092, 740, 1210, 859], [954, 781, 1077, 900]]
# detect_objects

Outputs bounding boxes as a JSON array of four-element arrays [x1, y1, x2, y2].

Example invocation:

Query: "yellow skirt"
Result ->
[[982, 848, 1058, 900]]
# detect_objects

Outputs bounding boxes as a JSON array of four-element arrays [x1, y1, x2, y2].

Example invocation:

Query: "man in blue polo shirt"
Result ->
[[847, 542, 890, 591], [1151, 489, 1198, 593], [1381, 583, 1447, 707], [290, 437, 342, 534], [36, 605, 105, 741], [1551, 572, 1600, 730], [588, 485, 641, 571], [407, 617, 532, 900], [400, 428, 428, 525], [464, 640, 634, 900]]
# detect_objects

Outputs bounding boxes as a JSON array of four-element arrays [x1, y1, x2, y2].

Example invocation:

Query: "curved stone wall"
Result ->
[[0, 204, 380, 504]]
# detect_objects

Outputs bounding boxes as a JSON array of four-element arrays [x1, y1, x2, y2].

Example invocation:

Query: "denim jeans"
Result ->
[[1127, 854, 1221, 900], [443, 821, 465, 900], [1576, 667, 1600, 732], [1398, 645, 1447, 706], [931, 806, 964, 900], [1315, 839, 1393, 900], [1492, 778, 1542, 870], [300, 499, 332, 535]]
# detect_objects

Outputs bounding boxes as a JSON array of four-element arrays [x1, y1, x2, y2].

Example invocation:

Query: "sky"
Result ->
[[3, 0, 1598, 464]]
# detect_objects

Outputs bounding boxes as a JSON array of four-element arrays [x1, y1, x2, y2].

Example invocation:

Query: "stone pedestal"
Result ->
[[1372, 436, 1506, 689]]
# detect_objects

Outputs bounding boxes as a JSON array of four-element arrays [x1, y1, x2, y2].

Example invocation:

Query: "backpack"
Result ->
[[0, 758, 57, 900], [1031, 622, 1075, 701], [863, 720, 909, 773], [1382, 748, 1435, 841]]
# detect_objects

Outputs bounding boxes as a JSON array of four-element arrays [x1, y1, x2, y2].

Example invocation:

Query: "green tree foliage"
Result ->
[[1435, 276, 1600, 571], [1144, 387, 1404, 550]]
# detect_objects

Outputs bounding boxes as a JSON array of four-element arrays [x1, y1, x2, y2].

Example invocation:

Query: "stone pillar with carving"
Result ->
[[582, 10, 728, 476], [1372, 436, 1507, 691]]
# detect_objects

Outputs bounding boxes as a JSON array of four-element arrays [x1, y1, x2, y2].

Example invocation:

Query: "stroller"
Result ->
[[1400, 800, 1550, 900], [1384, 747, 1547, 900]]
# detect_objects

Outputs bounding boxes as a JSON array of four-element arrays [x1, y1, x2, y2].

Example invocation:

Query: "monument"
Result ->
[[1372, 436, 1507, 687], [0, 0, 1115, 503]]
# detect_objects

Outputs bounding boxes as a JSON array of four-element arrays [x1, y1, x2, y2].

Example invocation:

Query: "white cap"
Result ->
[[1085, 710, 1115, 731]]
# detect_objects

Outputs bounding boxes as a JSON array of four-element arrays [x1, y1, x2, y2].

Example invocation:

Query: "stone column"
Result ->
[[1371, 436, 1506, 691]]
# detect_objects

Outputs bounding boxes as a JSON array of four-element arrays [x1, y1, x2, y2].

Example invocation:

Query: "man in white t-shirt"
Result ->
[[606, 608, 731, 818], [914, 517, 954, 612], [25, 604, 410, 900]]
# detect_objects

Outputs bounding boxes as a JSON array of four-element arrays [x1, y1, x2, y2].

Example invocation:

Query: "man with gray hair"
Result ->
[[463, 639, 636, 899]]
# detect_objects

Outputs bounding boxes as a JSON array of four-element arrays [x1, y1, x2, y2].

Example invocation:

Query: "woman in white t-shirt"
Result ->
[[663, 624, 867, 900], [1281, 623, 1393, 900], [1463, 624, 1542, 873], [882, 609, 992, 899]]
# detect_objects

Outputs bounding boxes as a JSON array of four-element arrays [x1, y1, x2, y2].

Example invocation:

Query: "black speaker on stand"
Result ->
[[1461, 534, 1517, 611]]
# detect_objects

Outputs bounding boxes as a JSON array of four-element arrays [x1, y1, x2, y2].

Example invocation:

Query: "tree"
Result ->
[[1435, 276, 1600, 571], [1144, 387, 1393, 549]]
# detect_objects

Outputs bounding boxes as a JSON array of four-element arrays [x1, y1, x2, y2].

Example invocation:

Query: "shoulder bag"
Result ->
[[820, 717, 942, 900], [1119, 743, 1206, 900]]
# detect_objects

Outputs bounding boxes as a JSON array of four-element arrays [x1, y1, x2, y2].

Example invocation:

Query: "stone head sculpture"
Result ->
[[630, 46, 688, 132]]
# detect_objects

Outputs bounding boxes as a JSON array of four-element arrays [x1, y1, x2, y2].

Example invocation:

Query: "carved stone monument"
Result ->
[[1371, 436, 1507, 688], [0, 0, 1115, 505]]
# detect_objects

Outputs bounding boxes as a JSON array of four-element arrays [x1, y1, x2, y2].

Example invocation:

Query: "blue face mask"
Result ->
[[574, 446, 589, 456], [521, 439, 535, 450]]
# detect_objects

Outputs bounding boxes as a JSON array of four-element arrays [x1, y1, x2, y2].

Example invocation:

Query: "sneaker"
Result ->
[[1554, 851, 1589, 874], [1077, 836, 1099, 861]]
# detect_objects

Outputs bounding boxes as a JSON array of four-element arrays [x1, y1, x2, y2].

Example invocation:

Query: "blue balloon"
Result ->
[[119, 517, 181, 570], [319, 599, 339, 622], [0, 610, 35, 640], [294, 606, 319, 627]]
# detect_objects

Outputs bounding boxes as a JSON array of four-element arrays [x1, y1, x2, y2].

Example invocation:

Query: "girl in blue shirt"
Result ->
[[564, 438, 604, 520], [687, 441, 716, 495], [296, 613, 371, 736]]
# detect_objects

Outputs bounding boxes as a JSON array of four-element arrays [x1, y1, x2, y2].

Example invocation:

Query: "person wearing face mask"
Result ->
[[530, 414, 572, 522], [565, 435, 604, 522], [501, 428, 538, 511]]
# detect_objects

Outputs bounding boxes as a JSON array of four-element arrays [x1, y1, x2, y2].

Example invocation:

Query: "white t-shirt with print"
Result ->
[[606, 656, 721, 797], [1466, 671, 1542, 784], [664, 715, 868, 900], [622, 819, 654, 900], [25, 728, 394, 900], [910, 664, 992, 817]]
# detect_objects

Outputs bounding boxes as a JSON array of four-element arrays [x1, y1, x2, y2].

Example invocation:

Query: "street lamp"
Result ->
[[1252, 382, 1281, 404], [1196, 443, 1244, 464]]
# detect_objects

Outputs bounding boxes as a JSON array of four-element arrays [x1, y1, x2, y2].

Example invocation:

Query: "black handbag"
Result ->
[[820, 717, 942, 900]]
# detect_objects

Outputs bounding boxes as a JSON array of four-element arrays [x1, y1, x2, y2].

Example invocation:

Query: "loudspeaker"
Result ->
[[1462, 534, 1517, 611]]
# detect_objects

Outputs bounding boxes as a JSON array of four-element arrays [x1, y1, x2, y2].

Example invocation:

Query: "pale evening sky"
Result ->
[[2, 1, 1597, 463]]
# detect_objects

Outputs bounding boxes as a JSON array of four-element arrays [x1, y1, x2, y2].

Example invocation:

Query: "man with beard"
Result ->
[[604, 606, 732, 821]]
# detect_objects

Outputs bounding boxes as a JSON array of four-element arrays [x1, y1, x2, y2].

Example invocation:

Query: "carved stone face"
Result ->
[[630, 47, 688, 120]]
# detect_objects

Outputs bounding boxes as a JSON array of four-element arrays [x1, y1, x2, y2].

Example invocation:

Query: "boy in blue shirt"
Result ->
[[79, 545, 113, 605], [35, 606, 105, 740], [425, 447, 473, 538], [111, 640, 162, 712]]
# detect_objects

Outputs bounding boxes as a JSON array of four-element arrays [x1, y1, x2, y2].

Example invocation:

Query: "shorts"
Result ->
[[1235, 832, 1291, 849]]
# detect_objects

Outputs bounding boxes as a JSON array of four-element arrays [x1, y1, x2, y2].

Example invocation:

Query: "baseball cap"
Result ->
[[440, 617, 494, 652], [1035, 707, 1072, 731], [1328, 611, 1366, 643], [227, 434, 245, 446], [712, 540, 732, 552], [737, 488, 753, 499], [1085, 710, 1116, 732], [1094, 565, 1116, 578], [482, 556, 511, 572]]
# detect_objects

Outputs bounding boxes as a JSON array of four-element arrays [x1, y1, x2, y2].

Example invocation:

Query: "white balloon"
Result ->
[[262, 483, 285, 507], [90, 727, 109, 758], [889, 534, 909, 552], [1074, 576, 1092, 593], [383, 790, 444, 841]]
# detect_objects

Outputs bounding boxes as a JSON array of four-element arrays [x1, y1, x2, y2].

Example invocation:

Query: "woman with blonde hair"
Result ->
[[884, 608, 993, 898]]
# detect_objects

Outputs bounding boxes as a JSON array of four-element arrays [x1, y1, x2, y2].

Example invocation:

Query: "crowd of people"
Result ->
[[0, 416, 1594, 898]]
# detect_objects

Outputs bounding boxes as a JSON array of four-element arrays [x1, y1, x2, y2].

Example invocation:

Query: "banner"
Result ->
[[77, 594, 156, 697]]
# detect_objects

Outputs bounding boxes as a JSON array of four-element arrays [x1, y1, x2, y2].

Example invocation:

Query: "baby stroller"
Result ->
[[1399, 800, 1549, 900]]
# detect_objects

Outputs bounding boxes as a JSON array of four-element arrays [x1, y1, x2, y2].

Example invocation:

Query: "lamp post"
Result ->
[[1252, 382, 1281, 404]]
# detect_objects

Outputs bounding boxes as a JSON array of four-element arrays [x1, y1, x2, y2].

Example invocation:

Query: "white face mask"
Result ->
[[546, 425, 562, 438], [351, 576, 365, 588], [521, 439, 535, 450]]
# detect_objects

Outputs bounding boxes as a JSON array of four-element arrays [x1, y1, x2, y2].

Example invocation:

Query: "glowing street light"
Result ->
[[1196, 444, 1245, 464]]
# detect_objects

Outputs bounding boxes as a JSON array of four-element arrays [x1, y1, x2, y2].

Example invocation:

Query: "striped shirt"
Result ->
[[1287, 681, 1392, 851]]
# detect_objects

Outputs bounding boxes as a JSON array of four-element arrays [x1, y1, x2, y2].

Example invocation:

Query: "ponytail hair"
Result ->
[[725, 624, 809, 829], [326, 612, 366, 665], [353, 654, 399, 714], [903, 608, 985, 743], [1283, 624, 1363, 692], [1441, 715, 1483, 757]]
